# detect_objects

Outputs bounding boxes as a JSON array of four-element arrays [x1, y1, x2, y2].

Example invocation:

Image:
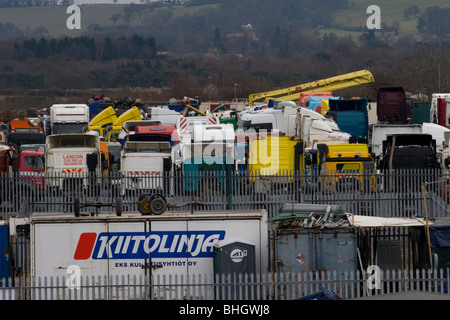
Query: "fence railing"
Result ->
[[1, 269, 449, 300], [1, 169, 450, 219]]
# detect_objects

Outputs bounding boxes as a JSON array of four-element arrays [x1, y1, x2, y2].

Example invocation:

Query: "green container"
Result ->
[[411, 101, 431, 124]]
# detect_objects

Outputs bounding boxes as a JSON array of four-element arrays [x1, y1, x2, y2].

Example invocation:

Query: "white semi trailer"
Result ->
[[28, 209, 269, 299]]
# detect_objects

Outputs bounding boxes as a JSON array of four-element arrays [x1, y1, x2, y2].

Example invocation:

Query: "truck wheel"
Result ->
[[137, 193, 152, 215], [115, 197, 123, 216], [149, 196, 167, 215], [74, 197, 81, 217]]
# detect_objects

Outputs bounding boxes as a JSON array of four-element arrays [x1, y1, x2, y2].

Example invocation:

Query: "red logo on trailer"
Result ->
[[73, 233, 97, 260]]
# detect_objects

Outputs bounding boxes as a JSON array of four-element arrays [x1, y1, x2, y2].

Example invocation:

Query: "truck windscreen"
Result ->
[[53, 123, 87, 134], [336, 163, 360, 172]]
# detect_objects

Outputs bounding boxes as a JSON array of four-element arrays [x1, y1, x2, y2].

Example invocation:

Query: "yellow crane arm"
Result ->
[[248, 69, 374, 105], [182, 104, 206, 117]]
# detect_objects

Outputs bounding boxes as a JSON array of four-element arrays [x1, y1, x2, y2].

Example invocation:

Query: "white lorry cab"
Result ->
[[120, 141, 174, 197], [237, 104, 297, 136], [430, 93, 450, 126], [49, 104, 90, 135], [296, 108, 351, 148], [45, 134, 105, 195]]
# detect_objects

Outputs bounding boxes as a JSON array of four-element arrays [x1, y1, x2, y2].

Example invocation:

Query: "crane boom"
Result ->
[[248, 69, 374, 105]]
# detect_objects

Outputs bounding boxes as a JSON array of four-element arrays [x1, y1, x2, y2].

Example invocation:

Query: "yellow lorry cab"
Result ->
[[87, 106, 117, 137], [316, 143, 375, 192], [249, 135, 305, 184], [105, 106, 142, 142]]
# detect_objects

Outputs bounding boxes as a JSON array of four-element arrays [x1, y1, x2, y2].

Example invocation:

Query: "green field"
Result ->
[[0, 3, 221, 38], [0, 5, 125, 37], [0, 1, 449, 39], [323, 0, 450, 38]]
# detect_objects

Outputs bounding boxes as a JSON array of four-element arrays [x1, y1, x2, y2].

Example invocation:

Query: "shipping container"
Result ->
[[411, 101, 431, 124]]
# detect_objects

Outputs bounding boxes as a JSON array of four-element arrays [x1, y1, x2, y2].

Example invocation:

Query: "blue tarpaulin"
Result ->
[[430, 225, 450, 247]]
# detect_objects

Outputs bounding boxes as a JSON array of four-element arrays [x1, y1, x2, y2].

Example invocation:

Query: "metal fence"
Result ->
[[1, 169, 450, 219], [2, 169, 450, 300], [1, 268, 449, 300]]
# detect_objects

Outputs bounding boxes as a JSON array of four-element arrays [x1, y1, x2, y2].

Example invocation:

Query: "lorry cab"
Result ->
[[377, 87, 412, 124], [118, 120, 163, 145], [131, 125, 179, 145], [105, 106, 142, 142], [430, 94, 450, 127], [0, 147, 11, 206], [120, 141, 174, 197], [106, 141, 122, 172], [381, 134, 438, 170], [248, 135, 305, 193], [19, 146, 45, 190], [305, 139, 349, 183], [145, 107, 183, 125], [50, 104, 90, 135], [87, 106, 117, 137], [45, 134, 103, 195], [316, 143, 375, 193], [181, 123, 236, 194], [237, 105, 297, 136], [9, 119, 43, 132], [328, 98, 369, 143], [300, 92, 333, 107], [211, 104, 238, 130]]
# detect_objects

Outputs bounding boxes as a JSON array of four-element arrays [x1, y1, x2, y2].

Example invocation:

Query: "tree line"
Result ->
[[0, 1, 450, 105], [417, 6, 450, 34], [14, 35, 157, 61], [1, 33, 450, 102], [0, 0, 73, 7]]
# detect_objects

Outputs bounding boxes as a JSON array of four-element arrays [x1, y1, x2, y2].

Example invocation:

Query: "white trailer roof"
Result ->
[[346, 214, 430, 228], [29, 210, 268, 223]]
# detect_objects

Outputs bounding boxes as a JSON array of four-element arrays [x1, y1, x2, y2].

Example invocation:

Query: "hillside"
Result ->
[[0, 0, 449, 40], [0, 0, 450, 111], [324, 0, 450, 38], [0, 5, 125, 38]]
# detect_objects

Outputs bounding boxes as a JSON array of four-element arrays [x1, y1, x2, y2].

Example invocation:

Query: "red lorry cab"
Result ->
[[133, 125, 179, 143], [19, 147, 45, 189]]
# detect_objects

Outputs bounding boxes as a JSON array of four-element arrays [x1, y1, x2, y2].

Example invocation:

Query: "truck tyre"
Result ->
[[74, 197, 81, 217], [115, 197, 123, 216], [137, 193, 152, 215], [149, 196, 167, 215]]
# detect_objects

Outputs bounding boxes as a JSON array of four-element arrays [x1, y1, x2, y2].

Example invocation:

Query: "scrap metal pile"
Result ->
[[271, 203, 351, 230]]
